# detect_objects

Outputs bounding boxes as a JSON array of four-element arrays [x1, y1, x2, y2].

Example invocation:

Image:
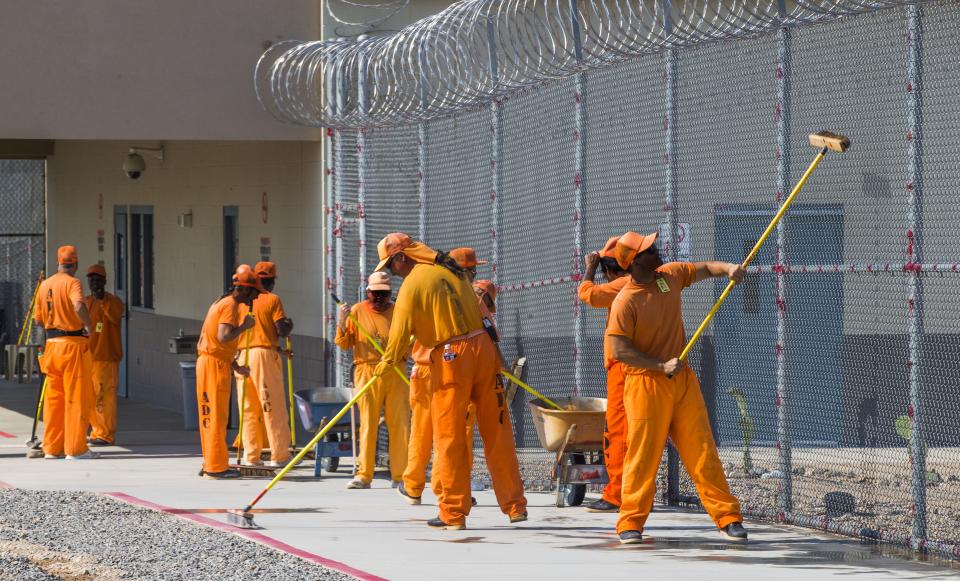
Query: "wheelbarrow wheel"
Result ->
[[560, 453, 587, 507], [321, 433, 340, 473], [563, 484, 587, 507]]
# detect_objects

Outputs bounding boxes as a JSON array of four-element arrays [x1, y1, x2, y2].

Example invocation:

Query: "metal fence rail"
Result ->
[[319, 0, 960, 558]]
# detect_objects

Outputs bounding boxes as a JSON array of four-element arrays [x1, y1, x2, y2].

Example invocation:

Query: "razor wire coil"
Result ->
[[256, 0, 926, 129]]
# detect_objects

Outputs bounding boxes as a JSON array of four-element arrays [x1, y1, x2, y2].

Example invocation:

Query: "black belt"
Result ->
[[45, 328, 86, 338]]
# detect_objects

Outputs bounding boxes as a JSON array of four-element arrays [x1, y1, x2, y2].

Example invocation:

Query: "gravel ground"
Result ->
[[0, 490, 357, 581]]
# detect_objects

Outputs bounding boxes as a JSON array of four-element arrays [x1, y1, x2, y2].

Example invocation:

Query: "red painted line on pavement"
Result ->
[[0, 431, 16, 438], [103, 492, 388, 581], [0, 481, 14, 489]]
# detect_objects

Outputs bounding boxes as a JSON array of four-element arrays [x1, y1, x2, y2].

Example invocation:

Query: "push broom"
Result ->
[[22, 271, 46, 458], [670, 131, 850, 375]]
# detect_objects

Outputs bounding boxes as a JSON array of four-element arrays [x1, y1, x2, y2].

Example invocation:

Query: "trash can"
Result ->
[[179, 361, 199, 430]]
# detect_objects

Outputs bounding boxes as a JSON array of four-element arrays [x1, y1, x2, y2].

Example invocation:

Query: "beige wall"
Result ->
[[46, 140, 326, 338], [0, 0, 321, 141]]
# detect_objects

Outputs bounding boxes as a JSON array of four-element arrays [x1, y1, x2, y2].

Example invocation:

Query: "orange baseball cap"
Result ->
[[599, 236, 621, 259], [449, 247, 488, 269], [86, 264, 107, 278], [375, 233, 414, 271], [233, 264, 265, 292], [57, 245, 78, 265], [254, 261, 277, 279], [614, 231, 658, 270], [473, 279, 497, 301], [367, 271, 391, 291]]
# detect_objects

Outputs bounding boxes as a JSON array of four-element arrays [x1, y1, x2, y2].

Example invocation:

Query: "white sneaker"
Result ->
[[44, 453, 65, 459], [66, 451, 99, 460], [240, 460, 264, 467], [346, 478, 371, 490], [264, 460, 288, 468]]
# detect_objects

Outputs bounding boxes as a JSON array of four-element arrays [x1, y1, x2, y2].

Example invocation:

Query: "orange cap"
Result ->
[[473, 279, 497, 302], [614, 231, 658, 270], [375, 233, 414, 271], [599, 236, 621, 259], [233, 264, 265, 292], [449, 247, 488, 269], [254, 261, 277, 279], [57, 245, 78, 265], [86, 264, 107, 278], [367, 271, 391, 291]]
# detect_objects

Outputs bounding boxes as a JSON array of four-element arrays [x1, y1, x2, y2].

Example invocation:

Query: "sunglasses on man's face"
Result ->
[[371, 290, 391, 299]]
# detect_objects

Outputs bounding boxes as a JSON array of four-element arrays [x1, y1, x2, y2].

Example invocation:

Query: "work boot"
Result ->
[[397, 482, 421, 505], [202, 469, 241, 480], [88, 438, 112, 447], [43, 453, 64, 459], [720, 521, 748, 542], [619, 530, 643, 544], [346, 478, 371, 490], [66, 451, 99, 460], [509, 511, 528, 524], [585, 499, 619, 513], [427, 517, 466, 531]]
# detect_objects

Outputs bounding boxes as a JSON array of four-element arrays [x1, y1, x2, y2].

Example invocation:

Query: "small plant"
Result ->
[[727, 388, 756, 475], [894, 415, 940, 485]]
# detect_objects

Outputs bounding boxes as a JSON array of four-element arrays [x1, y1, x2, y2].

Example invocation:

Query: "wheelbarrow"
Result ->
[[294, 387, 356, 478], [529, 397, 608, 507]]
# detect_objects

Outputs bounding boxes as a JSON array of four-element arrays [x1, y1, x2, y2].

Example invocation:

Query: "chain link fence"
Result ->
[[0, 160, 45, 355], [327, 3, 960, 555]]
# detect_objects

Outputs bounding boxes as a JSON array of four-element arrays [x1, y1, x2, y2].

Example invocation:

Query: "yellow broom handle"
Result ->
[[678, 148, 828, 363], [247, 370, 382, 508], [286, 337, 295, 448], [18, 271, 44, 346], [500, 369, 562, 410]]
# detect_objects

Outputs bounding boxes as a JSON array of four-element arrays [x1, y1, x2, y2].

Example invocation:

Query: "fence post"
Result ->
[[487, 15, 501, 289], [333, 70, 346, 391], [905, 3, 927, 552], [571, 0, 586, 397], [774, 25, 794, 517], [356, 45, 370, 300], [664, 46, 681, 505], [324, 68, 337, 388]]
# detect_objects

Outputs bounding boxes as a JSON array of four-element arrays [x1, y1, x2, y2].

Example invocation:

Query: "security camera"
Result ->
[[123, 146, 164, 180], [123, 152, 146, 180]]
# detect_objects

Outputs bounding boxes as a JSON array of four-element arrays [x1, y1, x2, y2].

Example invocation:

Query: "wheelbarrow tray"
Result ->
[[294, 387, 354, 432], [528, 397, 607, 452]]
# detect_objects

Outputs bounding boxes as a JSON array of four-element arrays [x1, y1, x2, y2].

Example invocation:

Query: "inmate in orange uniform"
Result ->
[[607, 261, 742, 534], [197, 295, 245, 474], [83, 276, 124, 445], [34, 248, 95, 458], [335, 297, 410, 485], [577, 273, 628, 507], [236, 291, 292, 465], [376, 235, 525, 528]]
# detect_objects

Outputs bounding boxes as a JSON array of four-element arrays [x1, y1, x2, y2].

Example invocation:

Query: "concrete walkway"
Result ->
[[1, 379, 957, 581]]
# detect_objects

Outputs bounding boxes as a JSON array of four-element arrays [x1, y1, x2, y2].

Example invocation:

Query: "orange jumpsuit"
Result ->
[[607, 262, 742, 534], [235, 292, 292, 464], [196, 295, 243, 474], [34, 272, 95, 457], [578, 276, 629, 507], [83, 292, 124, 444], [378, 263, 525, 526], [335, 301, 410, 484]]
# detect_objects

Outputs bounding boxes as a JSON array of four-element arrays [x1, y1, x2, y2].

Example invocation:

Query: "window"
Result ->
[[130, 206, 154, 309], [223, 206, 239, 293]]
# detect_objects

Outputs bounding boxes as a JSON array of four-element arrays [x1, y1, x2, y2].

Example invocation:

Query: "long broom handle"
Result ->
[[236, 322, 253, 464], [242, 370, 383, 511], [286, 337, 295, 448], [29, 377, 48, 442], [677, 147, 828, 365], [18, 271, 44, 346]]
